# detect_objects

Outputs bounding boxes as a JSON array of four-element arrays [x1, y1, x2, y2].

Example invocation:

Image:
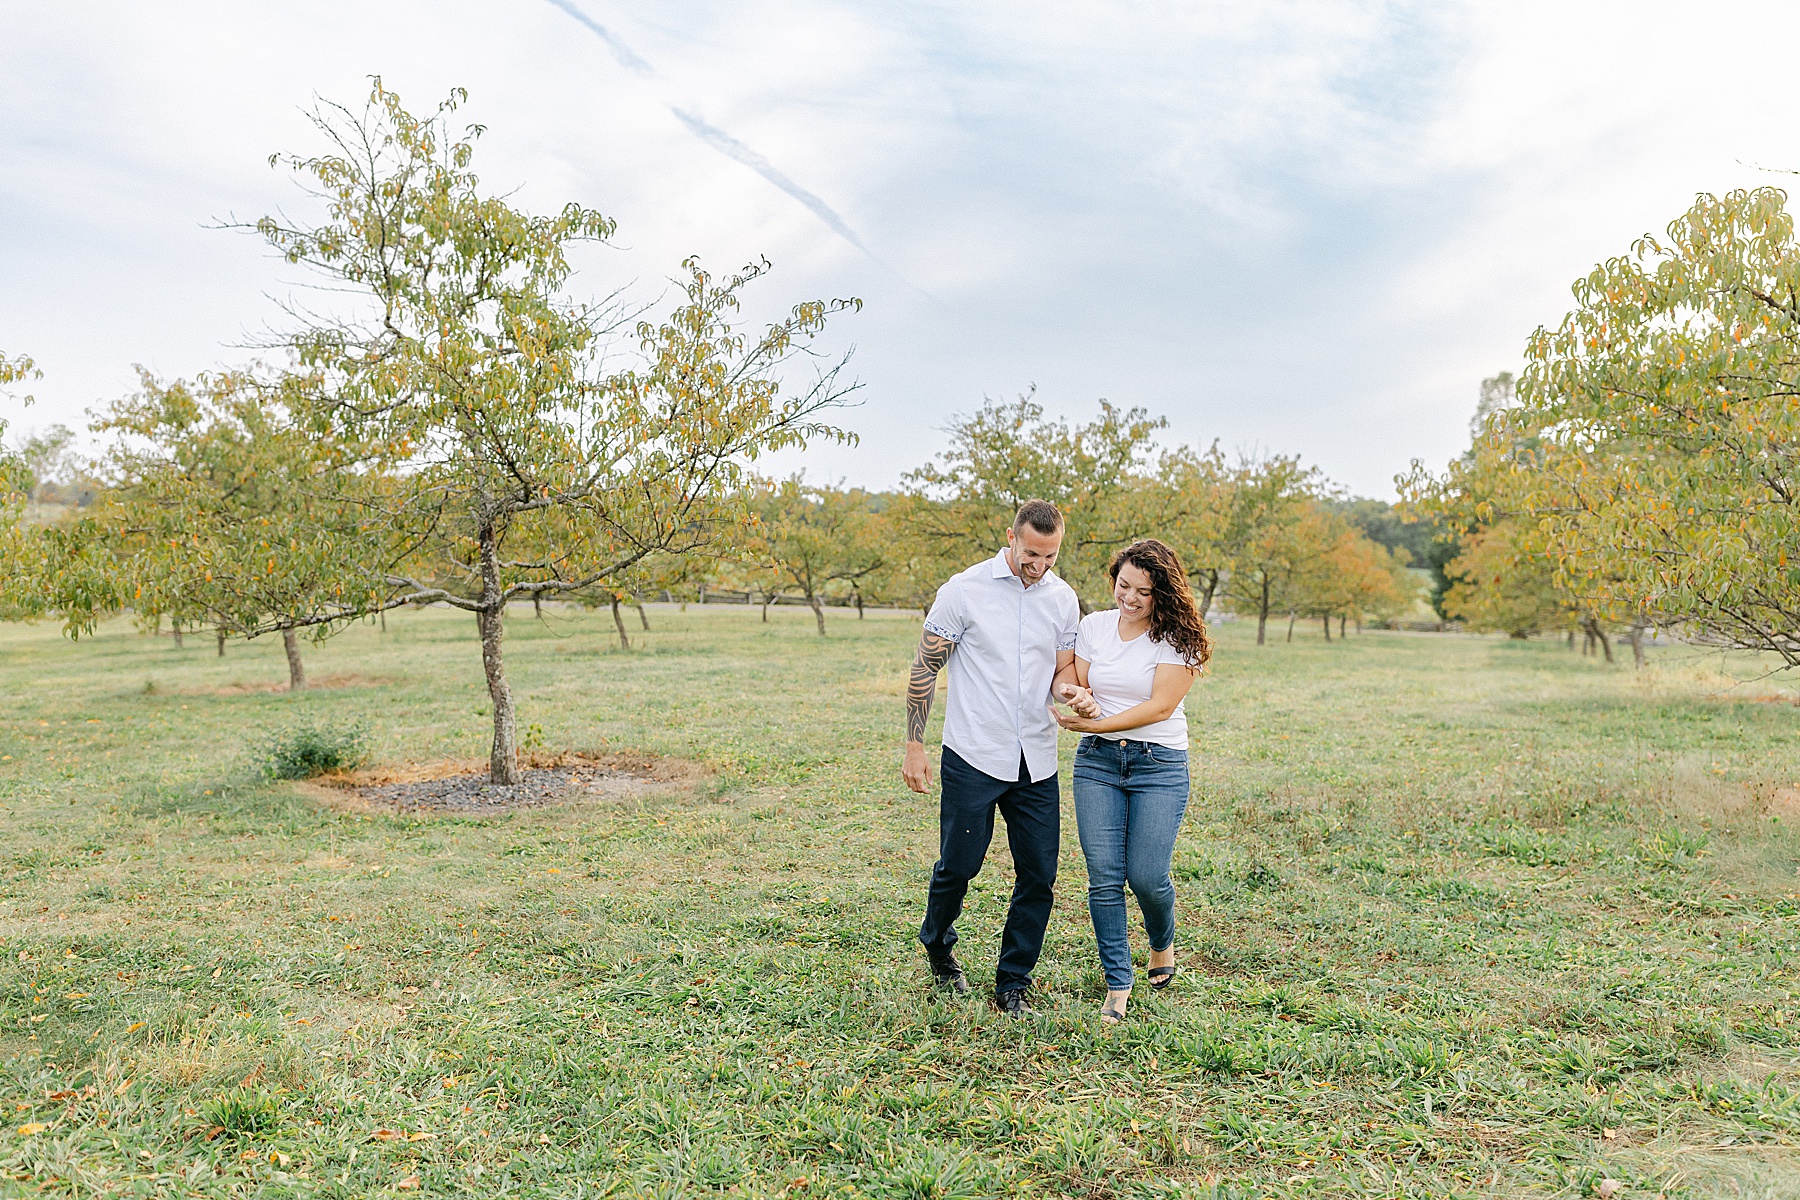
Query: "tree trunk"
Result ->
[[532, 591, 543, 618], [1322, 613, 1332, 642], [699, 584, 707, 605], [1582, 617, 1613, 663], [216, 630, 227, 657], [1339, 615, 1347, 639], [1196, 570, 1218, 617], [380, 608, 387, 632], [282, 629, 306, 690], [611, 597, 630, 650], [171, 620, 183, 650], [1567, 628, 1576, 650], [636, 602, 650, 630], [1627, 620, 1647, 669], [1256, 576, 1270, 645], [1286, 611, 1297, 642], [762, 593, 772, 623], [808, 592, 826, 636], [854, 589, 864, 619], [477, 522, 519, 786], [477, 605, 519, 785]]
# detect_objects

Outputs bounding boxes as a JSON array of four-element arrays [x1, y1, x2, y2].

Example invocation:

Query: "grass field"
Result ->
[[2, 603, 1799, 1199]]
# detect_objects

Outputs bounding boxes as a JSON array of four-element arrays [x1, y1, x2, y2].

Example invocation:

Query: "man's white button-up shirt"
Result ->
[[922, 548, 1081, 784]]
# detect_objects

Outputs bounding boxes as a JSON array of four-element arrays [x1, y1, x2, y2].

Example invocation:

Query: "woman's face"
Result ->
[[1113, 562, 1156, 622]]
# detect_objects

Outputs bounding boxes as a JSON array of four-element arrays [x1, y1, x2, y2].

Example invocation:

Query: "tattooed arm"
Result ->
[[902, 631, 955, 793]]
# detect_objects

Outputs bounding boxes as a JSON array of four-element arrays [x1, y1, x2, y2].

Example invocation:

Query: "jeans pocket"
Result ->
[[1147, 744, 1188, 766], [1075, 735, 1096, 755]]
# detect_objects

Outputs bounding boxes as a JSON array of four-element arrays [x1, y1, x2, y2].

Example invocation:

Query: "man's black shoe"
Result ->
[[928, 951, 969, 995], [996, 987, 1034, 1018]]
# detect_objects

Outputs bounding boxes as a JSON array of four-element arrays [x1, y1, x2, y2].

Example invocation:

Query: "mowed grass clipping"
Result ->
[[1, 604, 1798, 1199]]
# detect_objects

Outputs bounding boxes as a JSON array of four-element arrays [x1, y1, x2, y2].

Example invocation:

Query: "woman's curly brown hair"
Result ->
[[1108, 538, 1211, 668]]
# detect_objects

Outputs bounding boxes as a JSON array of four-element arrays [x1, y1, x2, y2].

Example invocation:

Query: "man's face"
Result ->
[[1006, 523, 1063, 586]]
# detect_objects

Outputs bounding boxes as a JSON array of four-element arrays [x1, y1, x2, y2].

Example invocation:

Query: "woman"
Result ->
[[1052, 539, 1209, 1024]]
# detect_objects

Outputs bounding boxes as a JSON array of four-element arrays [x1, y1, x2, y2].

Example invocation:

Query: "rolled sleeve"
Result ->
[[922, 581, 966, 643], [1055, 596, 1079, 651]]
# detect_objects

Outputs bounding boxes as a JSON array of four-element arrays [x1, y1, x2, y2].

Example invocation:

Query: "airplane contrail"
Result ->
[[543, 0, 877, 262], [540, 0, 653, 77], [668, 107, 873, 256]]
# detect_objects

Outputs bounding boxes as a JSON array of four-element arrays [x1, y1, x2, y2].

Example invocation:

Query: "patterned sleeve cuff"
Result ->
[[923, 619, 962, 643], [1055, 636, 1077, 651]]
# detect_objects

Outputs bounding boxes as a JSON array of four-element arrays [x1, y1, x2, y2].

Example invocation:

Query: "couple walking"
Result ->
[[902, 499, 1210, 1023]]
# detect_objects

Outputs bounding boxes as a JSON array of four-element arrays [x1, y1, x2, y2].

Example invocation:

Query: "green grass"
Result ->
[[1, 604, 1798, 1198]]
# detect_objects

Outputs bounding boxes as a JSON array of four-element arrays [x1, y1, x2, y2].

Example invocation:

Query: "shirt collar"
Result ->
[[992, 546, 1055, 590]]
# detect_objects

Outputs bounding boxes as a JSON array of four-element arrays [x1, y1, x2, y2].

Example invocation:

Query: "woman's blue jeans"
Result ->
[[1071, 736, 1189, 991]]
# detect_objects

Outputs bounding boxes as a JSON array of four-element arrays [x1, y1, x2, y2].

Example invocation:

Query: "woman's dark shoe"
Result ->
[[928, 950, 969, 995], [1147, 964, 1177, 991], [996, 987, 1035, 1018], [1099, 1003, 1127, 1025]]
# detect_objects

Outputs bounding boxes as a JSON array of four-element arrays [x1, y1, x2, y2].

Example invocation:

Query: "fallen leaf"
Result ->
[[397, 1177, 420, 1190], [63, 992, 88, 1000], [1603, 1127, 1618, 1140], [15, 1123, 46, 1136], [238, 1149, 259, 1160], [114, 1078, 133, 1096], [45, 1091, 74, 1102], [126, 1022, 146, 1034], [1597, 1180, 1625, 1199], [272, 1151, 292, 1166], [407, 1131, 436, 1142], [371, 1129, 404, 1142], [401, 986, 419, 995], [537, 1133, 549, 1144]]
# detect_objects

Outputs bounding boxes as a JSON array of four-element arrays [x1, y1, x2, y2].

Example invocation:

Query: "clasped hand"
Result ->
[[1051, 683, 1102, 731]]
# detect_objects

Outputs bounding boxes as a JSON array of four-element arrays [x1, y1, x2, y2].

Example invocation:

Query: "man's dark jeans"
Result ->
[[918, 747, 1060, 994]]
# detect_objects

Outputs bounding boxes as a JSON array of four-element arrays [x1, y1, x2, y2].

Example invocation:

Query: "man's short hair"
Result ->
[[1013, 499, 1064, 536]]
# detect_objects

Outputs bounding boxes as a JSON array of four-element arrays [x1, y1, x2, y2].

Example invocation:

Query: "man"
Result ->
[[902, 499, 1097, 1016]]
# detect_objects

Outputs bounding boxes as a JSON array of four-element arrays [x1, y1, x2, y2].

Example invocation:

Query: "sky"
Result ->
[[6, 0, 1800, 499]]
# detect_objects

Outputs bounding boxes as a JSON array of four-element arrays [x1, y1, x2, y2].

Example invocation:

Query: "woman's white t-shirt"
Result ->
[[1074, 610, 1196, 749]]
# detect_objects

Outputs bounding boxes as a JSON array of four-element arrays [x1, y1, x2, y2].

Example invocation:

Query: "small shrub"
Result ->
[[203, 1089, 282, 1136], [260, 719, 370, 780]]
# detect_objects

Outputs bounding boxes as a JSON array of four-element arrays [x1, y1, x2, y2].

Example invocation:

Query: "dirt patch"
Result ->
[[1767, 786, 1800, 816], [188, 674, 394, 696], [297, 750, 702, 815]]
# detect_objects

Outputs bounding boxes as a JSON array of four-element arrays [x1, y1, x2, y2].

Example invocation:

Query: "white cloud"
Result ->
[[6, 0, 1800, 497]]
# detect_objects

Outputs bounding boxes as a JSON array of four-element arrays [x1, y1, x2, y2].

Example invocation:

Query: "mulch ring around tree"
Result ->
[[298, 750, 702, 815]]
